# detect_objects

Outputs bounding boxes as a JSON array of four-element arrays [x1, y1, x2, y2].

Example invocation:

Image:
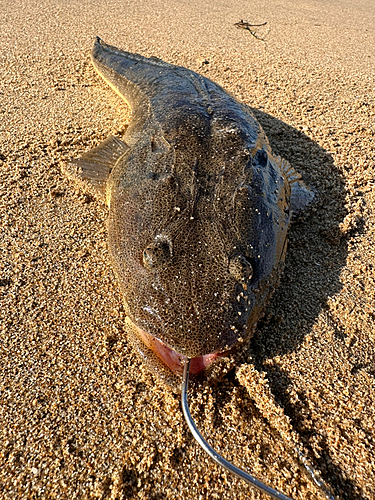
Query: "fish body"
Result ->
[[64, 38, 313, 386]]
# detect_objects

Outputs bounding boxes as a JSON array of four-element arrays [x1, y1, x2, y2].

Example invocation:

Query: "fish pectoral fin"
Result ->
[[276, 155, 315, 217], [289, 180, 315, 217], [62, 135, 128, 203]]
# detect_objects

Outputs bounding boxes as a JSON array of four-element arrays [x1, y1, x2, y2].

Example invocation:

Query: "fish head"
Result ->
[[107, 111, 291, 385]]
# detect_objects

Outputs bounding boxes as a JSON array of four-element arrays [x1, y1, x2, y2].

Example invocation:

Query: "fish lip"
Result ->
[[125, 317, 231, 375]]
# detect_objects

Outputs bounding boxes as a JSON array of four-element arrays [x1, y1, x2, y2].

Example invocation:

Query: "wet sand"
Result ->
[[1, 0, 374, 499]]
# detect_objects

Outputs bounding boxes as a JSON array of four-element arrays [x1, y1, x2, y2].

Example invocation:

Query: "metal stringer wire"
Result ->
[[181, 359, 294, 500]]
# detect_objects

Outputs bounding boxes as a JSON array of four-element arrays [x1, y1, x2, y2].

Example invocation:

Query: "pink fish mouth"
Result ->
[[126, 318, 227, 375]]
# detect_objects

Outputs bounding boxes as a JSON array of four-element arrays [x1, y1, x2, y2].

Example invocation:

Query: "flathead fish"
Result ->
[[64, 37, 313, 387]]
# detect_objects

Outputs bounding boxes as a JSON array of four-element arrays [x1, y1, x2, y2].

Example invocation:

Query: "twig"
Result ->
[[234, 20, 269, 42]]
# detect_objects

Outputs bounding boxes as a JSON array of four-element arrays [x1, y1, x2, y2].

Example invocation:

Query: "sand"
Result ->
[[1, 0, 374, 499]]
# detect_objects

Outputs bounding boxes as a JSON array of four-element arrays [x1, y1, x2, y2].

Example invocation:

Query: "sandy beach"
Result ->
[[1, 0, 374, 499]]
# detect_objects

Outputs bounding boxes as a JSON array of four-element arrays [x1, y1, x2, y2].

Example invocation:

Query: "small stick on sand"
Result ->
[[234, 20, 269, 41]]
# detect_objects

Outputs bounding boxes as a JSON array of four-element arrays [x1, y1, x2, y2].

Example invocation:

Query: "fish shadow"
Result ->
[[241, 110, 363, 499], [249, 108, 348, 358]]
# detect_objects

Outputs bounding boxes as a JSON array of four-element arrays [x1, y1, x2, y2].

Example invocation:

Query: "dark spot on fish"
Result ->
[[229, 254, 253, 283], [255, 149, 268, 168], [143, 237, 173, 269]]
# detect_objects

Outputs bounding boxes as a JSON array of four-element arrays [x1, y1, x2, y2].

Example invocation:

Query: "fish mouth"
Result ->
[[126, 318, 229, 375]]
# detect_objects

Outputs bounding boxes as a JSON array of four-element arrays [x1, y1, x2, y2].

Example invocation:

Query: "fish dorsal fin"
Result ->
[[63, 135, 128, 204]]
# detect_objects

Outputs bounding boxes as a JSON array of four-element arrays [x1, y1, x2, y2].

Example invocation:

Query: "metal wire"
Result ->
[[181, 359, 294, 500]]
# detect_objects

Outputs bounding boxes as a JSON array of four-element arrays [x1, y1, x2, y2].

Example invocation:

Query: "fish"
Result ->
[[63, 37, 314, 388]]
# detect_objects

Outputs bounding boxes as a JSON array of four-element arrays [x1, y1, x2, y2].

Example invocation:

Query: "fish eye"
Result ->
[[143, 238, 172, 269], [229, 254, 253, 283]]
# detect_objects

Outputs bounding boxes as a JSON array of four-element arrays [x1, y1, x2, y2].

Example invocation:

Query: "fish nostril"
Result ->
[[143, 239, 172, 269], [229, 254, 253, 283]]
